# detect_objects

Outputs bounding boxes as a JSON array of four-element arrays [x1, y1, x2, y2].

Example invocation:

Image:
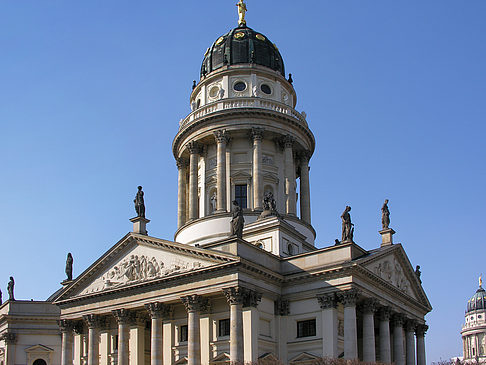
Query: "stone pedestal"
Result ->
[[379, 228, 395, 246], [130, 216, 150, 235]]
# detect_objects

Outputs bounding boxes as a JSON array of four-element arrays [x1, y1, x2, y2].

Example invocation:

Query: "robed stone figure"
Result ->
[[65, 253, 73, 281], [7, 277, 14, 301], [134, 186, 145, 218], [341, 206, 354, 242], [230, 200, 244, 238], [381, 199, 390, 229]]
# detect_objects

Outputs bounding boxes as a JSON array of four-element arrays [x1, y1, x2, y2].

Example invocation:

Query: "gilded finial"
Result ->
[[236, 0, 247, 27], [480, 274, 483, 288]]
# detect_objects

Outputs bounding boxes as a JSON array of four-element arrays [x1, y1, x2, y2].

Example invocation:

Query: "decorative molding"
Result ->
[[181, 294, 209, 313], [317, 293, 338, 309], [176, 158, 188, 170], [58, 319, 76, 333], [222, 286, 261, 308], [214, 130, 230, 144], [145, 302, 173, 320], [112, 308, 132, 324], [362, 298, 378, 314], [405, 319, 417, 332], [338, 288, 360, 307], [415, 323, 429, 336], [250, 127, 264, 141], [83, 314, 101, 329], [187, 141, 202, 154]]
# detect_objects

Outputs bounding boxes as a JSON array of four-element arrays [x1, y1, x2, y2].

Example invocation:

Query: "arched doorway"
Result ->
[[33, 359, 47, 365]]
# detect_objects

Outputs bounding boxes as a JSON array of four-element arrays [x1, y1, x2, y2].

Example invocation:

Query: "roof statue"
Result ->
[[381, 199, 390, 229], [134, 186, 145, 218], [480, 274, 483, 288], [236, 0, 247, 27]]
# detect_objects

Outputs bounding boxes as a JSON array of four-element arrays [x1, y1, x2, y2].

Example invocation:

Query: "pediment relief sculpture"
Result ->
[[78, 246, 210, 296], [369, 256, 415, 298]]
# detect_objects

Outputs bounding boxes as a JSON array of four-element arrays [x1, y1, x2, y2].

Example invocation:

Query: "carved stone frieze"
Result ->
[[370, 256, 414, 297], [80, 252, 206, 296], [317, 293, 338, 309]]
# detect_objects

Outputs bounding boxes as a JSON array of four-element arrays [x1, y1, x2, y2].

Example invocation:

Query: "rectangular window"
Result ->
[[219, 318, 230, 337], [180, 325, 188, 342], [297, 319, 316, 338], [235, 184, 247, 209]]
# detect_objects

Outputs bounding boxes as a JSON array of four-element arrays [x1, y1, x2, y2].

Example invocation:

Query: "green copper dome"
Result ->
[[200, 26, 285, 79], [466, 286, 486, 313]]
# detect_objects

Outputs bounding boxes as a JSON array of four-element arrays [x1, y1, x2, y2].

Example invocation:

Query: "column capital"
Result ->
[[83, 314, 101, 329], [297, 149, 312, 163], [245, 289, 262, 308], [274, 298, 290, 316], [112, 308, 132, 324], [186, 141, 202, 154], [214, 130, 230, 144], [176, 158, 188, 169], [222, 286, 261, 308], [338, 289, 360, 307], [392, 313, 405, 327], [362, 297, 378, 314], [415, 323, 429, 336], [317, 293, 338, 309], [145, 302, 173, 320], [181, 294, 209, 313], [250, 127, 264, 141], [405, 319, 417, 332], [58, 319, 76, 333], [379, 306, 392, 321], [0, 332, 16, 344], [281, 134, 295, 148]]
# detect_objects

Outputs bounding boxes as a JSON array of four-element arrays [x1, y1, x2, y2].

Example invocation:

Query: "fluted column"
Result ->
[[214, 130, 229, 212], [187, 141, 201, 220], [275, 298, 289, 364], [1, 333, 16, 365], [181, 295, 208, 365], [251, 128, 264, 210], [146, 303, 172, 365], [317, 293, 338, 358], [362, 298, 377, 362], [177, 158, 188, 228], [339, 289, 359, 359], [299, 151, 311, 224], [83, 315, 100, 365], [60, 320, 75, 365], [416, 324, 428, 365], [112, 309, 131, 365], [379, 307, 392, 363], [223, 287, 245, 363], [392, 314, 405, 365], [405, 320, 416, 365], [283, 135, 296, 215], [242, 289, 262, 362]]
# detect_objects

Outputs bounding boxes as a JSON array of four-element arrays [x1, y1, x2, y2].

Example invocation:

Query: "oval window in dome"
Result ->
[[234, 32, 245, 40], [209, 86, 219, 99], [256, 34, 266, 41], [233, 82, 246, 92], [260, 84, 272, 95], [215, 36, 225, 45]]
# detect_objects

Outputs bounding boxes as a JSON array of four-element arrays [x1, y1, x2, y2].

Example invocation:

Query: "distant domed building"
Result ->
[[461, 278, 486, 363]]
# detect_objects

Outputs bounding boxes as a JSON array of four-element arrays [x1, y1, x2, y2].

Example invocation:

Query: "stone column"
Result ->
[[299, 151, 311, 224], [275, 298, 290, 364], [338, 289, 359, 359], [317, 293, 339, 358], [177, 158, 188, 228], [242, 289, 262, 362], [416, 324, 428, 365], [2, 333, 16, 365], [251, 128, 264, 210], [181, 295, 208, 365], [146, 303, 172, 365], [60, 320, 75, 365], [405, 320, 416, 365], [362, 298, 377, 363], [112, 309, 131, 365], [214, 130, 229, 212], [379, 307, 392, 363], [187, 141, 201, 221], [392, 314, 405, 365], [282, 135, 296, 215], [83, 315, 100, 365], [223, 287, 245, 363]]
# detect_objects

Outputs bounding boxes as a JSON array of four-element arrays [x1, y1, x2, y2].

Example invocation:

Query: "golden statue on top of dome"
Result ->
[[236, 0, 247, 27], [480, 274, 483, 288]]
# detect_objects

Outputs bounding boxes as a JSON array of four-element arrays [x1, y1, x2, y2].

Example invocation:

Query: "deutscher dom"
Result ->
[[1, 3, 431, 365]]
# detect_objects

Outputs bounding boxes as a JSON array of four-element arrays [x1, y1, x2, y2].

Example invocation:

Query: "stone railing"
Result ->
[[179, 97, 308, 129]]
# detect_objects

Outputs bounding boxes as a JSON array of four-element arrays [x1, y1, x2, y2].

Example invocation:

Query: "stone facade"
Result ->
[[461, 282, 486, 363]]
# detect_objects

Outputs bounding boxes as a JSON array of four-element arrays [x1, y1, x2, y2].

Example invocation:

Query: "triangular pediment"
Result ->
[[25, 344, 54, 353], [359, 244, 431, 309], [54, 233, 237, 301], [289, 352, 320, 364], [209, 353, 230, 364]]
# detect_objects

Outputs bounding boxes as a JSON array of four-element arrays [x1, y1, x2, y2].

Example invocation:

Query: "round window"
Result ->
[[209, 86, 219, 98], [233, 82, 246, 92], [260, 84, 272, 95]]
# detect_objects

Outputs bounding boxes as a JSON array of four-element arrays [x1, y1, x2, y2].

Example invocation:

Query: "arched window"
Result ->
[[33, 359, 47, 365]]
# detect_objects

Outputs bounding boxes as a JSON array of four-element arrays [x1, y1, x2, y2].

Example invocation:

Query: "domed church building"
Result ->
[[52, 3, 431, 365], [461, 278, 486, 363]]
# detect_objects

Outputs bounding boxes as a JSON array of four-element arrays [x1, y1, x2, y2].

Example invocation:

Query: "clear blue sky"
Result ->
[[1, 1, 485, 363]]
